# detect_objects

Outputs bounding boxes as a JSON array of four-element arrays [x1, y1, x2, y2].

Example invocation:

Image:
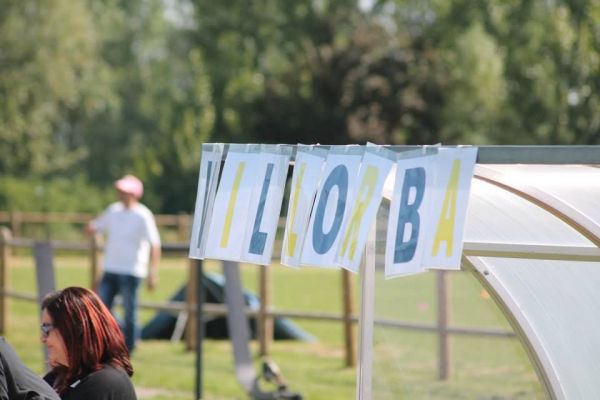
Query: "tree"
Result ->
[[413, 0, 600, 145], [81, 0, 214, 212], [0, 0, 114, 176]]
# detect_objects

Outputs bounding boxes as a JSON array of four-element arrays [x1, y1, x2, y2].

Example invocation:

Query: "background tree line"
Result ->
[[0, 0, 598, 215]]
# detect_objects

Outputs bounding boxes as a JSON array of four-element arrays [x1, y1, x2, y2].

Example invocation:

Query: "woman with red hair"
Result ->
[[41, 286, 137, 399]]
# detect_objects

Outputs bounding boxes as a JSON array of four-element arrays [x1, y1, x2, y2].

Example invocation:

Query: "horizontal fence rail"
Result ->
[[0, 211, 192, 243]]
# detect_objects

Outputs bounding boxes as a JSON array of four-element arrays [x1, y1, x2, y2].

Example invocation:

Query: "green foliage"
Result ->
[[0, 175, 112, 213], [0, 0, 114, 176], [0, 175, 113, 239], [80, 0, 213, 213], [0, 0, 599, 214], [440, 23, 507, 144]]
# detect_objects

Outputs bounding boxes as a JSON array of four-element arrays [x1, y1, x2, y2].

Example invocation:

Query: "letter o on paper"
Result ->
[[312, 164, 348, 254]]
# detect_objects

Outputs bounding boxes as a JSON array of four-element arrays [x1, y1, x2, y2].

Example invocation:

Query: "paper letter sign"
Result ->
[[336, 146, 396, 273], [301, 146, 364, 268], [281, 146, 327, 267], [191, 143, 478, 276], [385, 153, 436, 277], [204, 145, 256, 261], [240, 145, 291, 265], [423, 147, 477, 270], [189, 143, 224, 259]]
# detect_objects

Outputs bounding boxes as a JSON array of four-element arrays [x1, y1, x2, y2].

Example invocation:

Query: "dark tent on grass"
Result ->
[[141, 272, 315, 342]]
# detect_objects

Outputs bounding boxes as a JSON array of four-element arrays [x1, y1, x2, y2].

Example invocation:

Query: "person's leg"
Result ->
[[120, 274, 142, 352], [98, 272, 119, 311]]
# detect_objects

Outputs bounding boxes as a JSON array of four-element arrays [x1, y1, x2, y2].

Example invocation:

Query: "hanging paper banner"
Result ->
[[422, 147, 478, 270], [189, 143, 224, 260], [384, 150, 437, 277], [240, 145, 292, 265], [301, 145, 364, 268], [204, 144, 263, 262], [335, 145, 397, 273], [190, 143, 479, 275], [280, 145, 327, 268]]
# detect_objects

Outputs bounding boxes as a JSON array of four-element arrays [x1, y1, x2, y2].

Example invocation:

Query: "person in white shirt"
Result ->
[[86, 174, 161, 352]]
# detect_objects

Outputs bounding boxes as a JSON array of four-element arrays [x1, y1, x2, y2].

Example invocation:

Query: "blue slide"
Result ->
[[141, 272, 315, 342]]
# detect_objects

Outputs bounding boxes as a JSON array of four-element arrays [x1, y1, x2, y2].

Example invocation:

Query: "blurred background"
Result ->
[[1, 0, 599, 216], [2, 1, 598, 398]]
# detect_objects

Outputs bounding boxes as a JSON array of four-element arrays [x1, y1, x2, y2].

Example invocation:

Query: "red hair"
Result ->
[[42, 286, 133, 394]]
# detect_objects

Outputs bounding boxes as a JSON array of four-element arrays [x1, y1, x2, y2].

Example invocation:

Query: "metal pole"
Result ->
[[437, 270, 451, 380], [342, 269, 356, 367], [195, 259, 204, 400], [356, 223, 376, 400]]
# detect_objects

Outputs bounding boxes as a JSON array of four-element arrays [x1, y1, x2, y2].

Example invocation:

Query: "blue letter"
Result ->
[[394, 167, 425, 263], [249, 163, 274, 255], [196, 161, 213, 249], [312, 165, 348, 254]]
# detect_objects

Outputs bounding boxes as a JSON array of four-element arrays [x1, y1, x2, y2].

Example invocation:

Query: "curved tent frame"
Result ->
[[458, 163, 600, 399], [362, 146, 600, 400]]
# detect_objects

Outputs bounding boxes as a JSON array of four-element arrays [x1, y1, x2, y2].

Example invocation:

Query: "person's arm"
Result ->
[[84, 220, 96, 236], [85, 207, 109, 237], [146, 244, 161, 291]]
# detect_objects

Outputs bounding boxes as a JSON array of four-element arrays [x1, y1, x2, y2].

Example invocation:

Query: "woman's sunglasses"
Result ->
[[40, 323, 55, 338]]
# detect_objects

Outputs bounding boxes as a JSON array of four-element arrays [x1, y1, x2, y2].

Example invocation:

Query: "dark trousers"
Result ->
[[98, 272, 142, 352]]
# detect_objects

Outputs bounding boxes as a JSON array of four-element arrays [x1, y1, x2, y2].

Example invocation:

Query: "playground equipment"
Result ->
[[141, 273, 315, 342], [221, 260, 303, 399]]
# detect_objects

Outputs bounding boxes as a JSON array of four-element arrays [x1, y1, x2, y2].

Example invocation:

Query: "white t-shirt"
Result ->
[[93, 202, 161, 278]]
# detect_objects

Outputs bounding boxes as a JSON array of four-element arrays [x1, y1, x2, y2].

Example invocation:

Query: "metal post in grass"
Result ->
[[437, 270, 451, 380], [186, 257, 198, 351], [258, 264, 273, 356], [194, 258, 205, 400], [356, 223, 376, 399], [0, 227, 11, 334], [342, 268, 356, 367], [34, 241, 56, 369]]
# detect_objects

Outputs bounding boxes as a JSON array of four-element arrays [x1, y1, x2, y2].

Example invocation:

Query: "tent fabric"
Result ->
[[463, 164, 600, 399]]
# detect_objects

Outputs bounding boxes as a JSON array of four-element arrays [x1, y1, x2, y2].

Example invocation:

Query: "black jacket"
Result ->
[[44, 365, 136, 400], [0, 337, 59, 400]]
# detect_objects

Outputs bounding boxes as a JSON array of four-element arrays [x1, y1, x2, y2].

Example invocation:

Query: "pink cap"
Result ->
[[114, 175, 144, 199]]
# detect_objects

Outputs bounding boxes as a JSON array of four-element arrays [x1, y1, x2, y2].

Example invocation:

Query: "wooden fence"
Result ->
[[0, 212, 516, 379], [0, 210, 192, 242]]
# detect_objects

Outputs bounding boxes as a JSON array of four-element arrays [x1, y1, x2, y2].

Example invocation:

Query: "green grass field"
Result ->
[[2, 253, 543, 399]]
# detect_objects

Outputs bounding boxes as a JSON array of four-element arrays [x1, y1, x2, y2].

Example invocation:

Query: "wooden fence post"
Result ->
[[0, 227, 11, 334], [9, 211, 21, 239], [89, 234, 101, 292], [177, 213, 191, 242], [342, 269, 356, 367], [437, 270, 451, 380], [258, 264, 273, 356]]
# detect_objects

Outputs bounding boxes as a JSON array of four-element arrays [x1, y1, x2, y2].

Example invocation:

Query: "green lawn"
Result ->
[[2, 253, 542, 399]]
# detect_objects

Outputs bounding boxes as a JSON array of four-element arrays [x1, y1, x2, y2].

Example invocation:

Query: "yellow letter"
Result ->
[[431, 159, 460, 257], [340, 166, 378, 261], [220, 162, 246, 248], [286, 163, 306, 257]]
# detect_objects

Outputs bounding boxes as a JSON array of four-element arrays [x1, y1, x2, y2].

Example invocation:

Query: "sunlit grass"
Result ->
[[3, 254, 542, 399]]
